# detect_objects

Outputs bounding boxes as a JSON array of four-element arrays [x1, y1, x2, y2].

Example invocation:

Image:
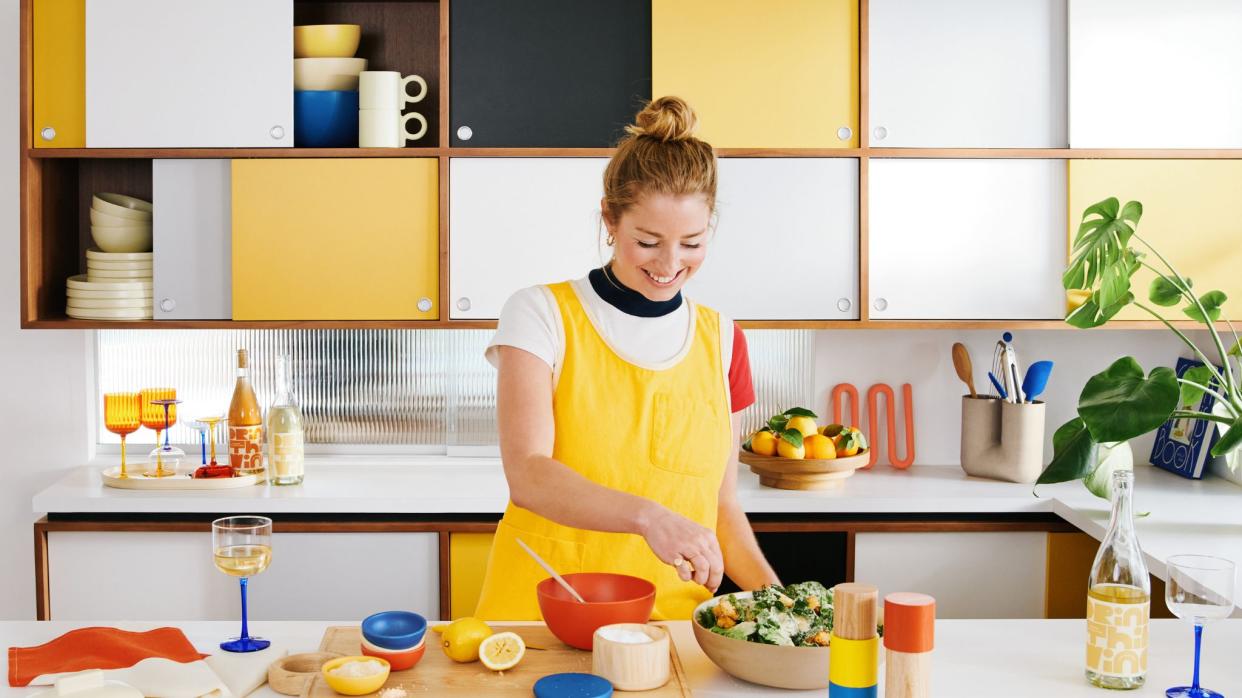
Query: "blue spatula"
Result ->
[[1021, 361, 1054, 403]]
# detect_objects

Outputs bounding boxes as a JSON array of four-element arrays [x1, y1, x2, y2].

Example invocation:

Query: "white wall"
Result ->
[[1, 0, 93, 619]]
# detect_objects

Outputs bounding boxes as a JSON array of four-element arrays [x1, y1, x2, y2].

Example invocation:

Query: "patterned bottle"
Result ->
[[1085, 468, 1149, 689], [228, 349, 265, 479]]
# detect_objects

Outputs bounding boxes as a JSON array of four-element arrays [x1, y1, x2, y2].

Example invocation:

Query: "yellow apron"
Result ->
[[474, 281, 733, 621]]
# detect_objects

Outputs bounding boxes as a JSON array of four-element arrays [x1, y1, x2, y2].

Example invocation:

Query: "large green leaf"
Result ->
[[1183, 290, 1228, 323], [1149, 275, 1189, 307], [1210, 417, 1242, 457], [1178, 364, 1217, 407], [1078, 358, 1180, 443], [1063, 198, 1142, 291], [1085, 441, 1134, 500], [1065, 291, 1134, 329], [1037, 418, 1098, 485]]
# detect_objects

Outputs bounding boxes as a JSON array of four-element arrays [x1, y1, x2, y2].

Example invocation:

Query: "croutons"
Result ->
[[714, 598, 739, 621], [807, 595, 821, 612], [810, 631, 831, 647], [778, 593, 795, 609], [716, 615, 737, 629]]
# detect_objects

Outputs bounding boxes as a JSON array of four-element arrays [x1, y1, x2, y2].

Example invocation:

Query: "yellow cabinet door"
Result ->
[[1068, 160, 1242, 321], [232, 159, 439, 321], [652, 0, 858, 148], [32, 0, 86, 148], [449, 532, 494, 620]]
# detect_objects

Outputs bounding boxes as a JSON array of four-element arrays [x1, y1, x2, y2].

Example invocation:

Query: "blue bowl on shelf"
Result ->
[[294, 90, 359, 148], [361, 610, 427, 650]]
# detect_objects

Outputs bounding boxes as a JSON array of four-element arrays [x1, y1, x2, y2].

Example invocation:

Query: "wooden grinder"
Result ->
[[830, 583, 878, 697], [883, 592, 935, 698]]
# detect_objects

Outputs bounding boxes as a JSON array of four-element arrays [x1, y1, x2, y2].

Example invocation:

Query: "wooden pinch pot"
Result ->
[[591, 623, 670, 691], [267, 652, 341, 696]]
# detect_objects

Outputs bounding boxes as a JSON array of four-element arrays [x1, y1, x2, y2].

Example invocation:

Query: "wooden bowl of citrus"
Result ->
[[740, 408, 870, 490]]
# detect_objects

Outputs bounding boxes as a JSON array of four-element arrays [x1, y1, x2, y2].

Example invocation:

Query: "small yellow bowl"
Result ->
[[320, 656, 389, 696], [294, 24, 362, 58]]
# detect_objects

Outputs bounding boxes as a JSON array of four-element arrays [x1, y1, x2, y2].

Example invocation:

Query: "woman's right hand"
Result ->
[[639, 503, 724, 592]]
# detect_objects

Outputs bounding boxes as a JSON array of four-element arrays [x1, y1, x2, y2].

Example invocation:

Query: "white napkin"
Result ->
[[30, 658, 231, 698], [205, 643, 288, 698]]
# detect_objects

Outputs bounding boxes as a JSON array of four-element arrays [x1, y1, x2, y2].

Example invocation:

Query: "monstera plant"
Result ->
[[1037, 198, 1242, 497]]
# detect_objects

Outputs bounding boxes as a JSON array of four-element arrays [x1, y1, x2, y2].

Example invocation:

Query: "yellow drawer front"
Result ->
[[449, 533, 495, 620], [1069, 160, 1242, 321], [32, 0, 86, 148], [652, 0, 858, 148], [232, 158, 439, 321]]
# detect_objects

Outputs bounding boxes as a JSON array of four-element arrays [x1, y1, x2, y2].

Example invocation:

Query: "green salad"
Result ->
[[696, 582, 882, 648]]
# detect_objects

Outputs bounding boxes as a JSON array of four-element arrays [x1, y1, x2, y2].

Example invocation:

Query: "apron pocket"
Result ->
[[649, 391, 718, 478]]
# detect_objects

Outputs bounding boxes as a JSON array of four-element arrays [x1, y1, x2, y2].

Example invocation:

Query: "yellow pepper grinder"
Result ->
[[829, 583, 878, 698]]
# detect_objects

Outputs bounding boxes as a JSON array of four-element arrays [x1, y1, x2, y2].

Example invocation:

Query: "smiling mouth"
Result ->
[[643, 268, 684, 286]]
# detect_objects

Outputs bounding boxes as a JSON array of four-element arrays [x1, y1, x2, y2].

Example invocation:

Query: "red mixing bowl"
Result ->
[[537, 572, 656, 650]]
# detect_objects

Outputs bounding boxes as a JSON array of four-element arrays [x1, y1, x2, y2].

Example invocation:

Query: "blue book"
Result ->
[[1149, 357, 1222, 479]]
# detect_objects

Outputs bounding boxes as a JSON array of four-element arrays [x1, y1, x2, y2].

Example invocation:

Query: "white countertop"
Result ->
[[32, 459, 1242, 587], [3, 619, 1240, 697]]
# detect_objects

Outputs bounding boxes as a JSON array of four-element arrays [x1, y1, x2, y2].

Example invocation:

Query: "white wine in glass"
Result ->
[[212, 515, 272, 652]]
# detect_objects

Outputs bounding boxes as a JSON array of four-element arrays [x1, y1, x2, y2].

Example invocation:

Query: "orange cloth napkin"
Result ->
[[8, 626, 208, 687]]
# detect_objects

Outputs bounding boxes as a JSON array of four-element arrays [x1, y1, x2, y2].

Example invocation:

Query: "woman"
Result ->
[[474, 96, 779, 621]]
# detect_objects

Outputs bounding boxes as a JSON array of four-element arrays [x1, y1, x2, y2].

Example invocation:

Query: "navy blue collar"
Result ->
[[588, 266, 683, 318]]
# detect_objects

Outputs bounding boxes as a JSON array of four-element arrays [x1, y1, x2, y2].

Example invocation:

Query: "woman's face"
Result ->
[[604, 191, 712, 302]]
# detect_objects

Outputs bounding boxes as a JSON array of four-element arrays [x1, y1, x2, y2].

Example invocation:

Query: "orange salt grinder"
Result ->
[[830, 383, 916, 469], [884, 592, 935, 698]]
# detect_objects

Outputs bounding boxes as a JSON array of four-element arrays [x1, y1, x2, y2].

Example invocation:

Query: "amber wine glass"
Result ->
[[103, 393, 141, 478], [140, 388, 176, 477], [212, 515, 272, 652]]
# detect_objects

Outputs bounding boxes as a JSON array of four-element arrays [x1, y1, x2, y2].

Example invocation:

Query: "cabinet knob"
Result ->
[[873, 126, 888, 141], [837, 297, 852, 313], [40, 126, 56, 141], [270, 125, 285, 140], [417, 297, 433, 312], [873, 297, 889, 312], [456, 126, 473, 141], [456, 297, 471, 311], [159, 298, 176, 313], [836, 126, 852, 141]]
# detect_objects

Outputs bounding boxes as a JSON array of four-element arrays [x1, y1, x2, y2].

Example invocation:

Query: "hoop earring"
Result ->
[[606, 233, 615, 246]]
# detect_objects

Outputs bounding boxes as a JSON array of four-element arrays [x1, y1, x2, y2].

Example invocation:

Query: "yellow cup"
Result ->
[[294, 24, 361, 58]]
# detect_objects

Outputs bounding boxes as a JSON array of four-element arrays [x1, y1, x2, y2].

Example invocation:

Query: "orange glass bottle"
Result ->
[[228, 349, 265, 478]]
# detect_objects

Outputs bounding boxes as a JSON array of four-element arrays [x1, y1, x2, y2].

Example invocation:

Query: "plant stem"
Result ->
[[1133, 233, 1237, 395], [1171, 410, 1235, 426], [1134, 301, 1228, 387], [1175, 377, 1232, 408]]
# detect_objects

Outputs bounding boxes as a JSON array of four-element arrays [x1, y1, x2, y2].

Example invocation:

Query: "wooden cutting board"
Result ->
[[303, 625, 691, 697]]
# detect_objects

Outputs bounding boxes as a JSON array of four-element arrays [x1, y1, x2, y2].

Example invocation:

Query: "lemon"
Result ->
[[804, 433, 837, 460], [432, 617, 493, 662], [478, 631, 526, 671], [750, 431, 778, 456], [786, 416, 818, 438], [776, 438, 805, 460]]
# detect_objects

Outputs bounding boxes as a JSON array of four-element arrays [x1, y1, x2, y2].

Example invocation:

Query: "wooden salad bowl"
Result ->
[[738, 450, 870, 490]]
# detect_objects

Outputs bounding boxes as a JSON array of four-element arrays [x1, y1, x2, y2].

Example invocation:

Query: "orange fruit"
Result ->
[[835, 428, 865, 457], [750, 431, 777, 456], [804, 434, 837, 460], [776, 438, 805, 460]]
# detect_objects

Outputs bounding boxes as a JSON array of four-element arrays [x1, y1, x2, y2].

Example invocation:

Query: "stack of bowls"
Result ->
[[90, 193, 152, 253], [359, 611, 426, 671], [293, 24, 365, 147]]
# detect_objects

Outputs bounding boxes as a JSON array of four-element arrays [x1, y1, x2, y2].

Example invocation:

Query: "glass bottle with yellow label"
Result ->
[[229, 349, 265, 479], [1085, 468, 1149, 689], [266, 353, 304, 486]]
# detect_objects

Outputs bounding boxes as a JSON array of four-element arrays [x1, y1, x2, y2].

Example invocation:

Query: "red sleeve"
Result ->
[[728, 322, 756, 413]]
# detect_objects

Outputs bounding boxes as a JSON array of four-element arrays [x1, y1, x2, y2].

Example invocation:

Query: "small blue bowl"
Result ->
[[361, 611, 427, 651]]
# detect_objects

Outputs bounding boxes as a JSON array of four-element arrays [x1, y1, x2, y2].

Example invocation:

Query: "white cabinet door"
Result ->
[[86, 0, 292, 148], [449, 158, 609, 319], [853, 532, 1047, 618], [1069, 0, 1242, 148], [869, 0, 1066, 147], [685, 159, 858, 320], [868, 159, 1066, 320], [48, 531, 439, 621], [153, 160, 232, 319]]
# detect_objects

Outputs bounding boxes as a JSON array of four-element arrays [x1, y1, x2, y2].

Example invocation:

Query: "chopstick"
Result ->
[[515, 537, 587, 604]]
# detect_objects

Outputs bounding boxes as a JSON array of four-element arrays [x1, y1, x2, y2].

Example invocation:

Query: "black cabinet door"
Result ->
[[451, 0, 651, 147]]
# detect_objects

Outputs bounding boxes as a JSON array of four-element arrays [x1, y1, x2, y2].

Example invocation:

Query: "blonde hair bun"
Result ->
[[626, 96, 700, 142]]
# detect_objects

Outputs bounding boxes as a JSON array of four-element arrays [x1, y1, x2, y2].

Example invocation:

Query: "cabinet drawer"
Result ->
[[868, 0, 1066, 147], [32, 0, 85, 148], [868, 159, 1067, 320], [653, 0, 857, 148], [449, 532, 494, 619], [232, 159, 439, 321]]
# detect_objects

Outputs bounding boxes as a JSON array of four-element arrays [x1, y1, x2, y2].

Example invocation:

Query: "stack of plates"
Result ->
[[67, 259, 152, 320], [86, 248, 152, 283]]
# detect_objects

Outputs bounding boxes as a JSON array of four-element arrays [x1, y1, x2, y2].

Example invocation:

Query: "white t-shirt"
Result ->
[[485, 276, 734, 396]]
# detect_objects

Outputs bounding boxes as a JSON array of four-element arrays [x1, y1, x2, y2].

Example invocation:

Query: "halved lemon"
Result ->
[[478, 631, 526, 671]]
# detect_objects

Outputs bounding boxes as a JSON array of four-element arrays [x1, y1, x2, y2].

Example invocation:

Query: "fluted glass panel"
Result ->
[[739, 330, 815, 436]]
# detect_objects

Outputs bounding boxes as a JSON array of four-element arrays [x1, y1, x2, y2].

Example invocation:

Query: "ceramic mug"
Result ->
[[359, 109, 427, 147], [294, 90, 359, 147], [359, 71, 427, 110]]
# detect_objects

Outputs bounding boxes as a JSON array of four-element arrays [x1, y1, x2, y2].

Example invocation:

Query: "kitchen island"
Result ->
[[3, 619, 1240, 696]]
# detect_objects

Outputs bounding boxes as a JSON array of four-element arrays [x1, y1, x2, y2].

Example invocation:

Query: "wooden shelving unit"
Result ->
[[19, 0, 1242, 330]]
